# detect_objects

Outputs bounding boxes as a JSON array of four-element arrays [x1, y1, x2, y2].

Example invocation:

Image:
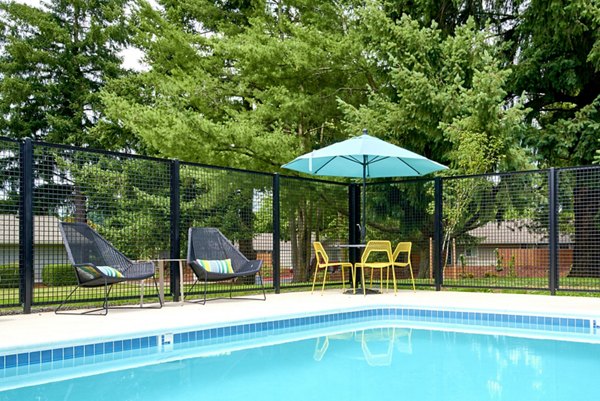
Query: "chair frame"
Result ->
[[311, 242, 353, 294], [57, 222, 163, 315], [391, 242, 416, 291], [354, 240, 397, 296], [186, 227, 266, 304]]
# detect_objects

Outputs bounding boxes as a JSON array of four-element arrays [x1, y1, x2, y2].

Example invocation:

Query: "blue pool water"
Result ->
[[2, 325, 599, 401]]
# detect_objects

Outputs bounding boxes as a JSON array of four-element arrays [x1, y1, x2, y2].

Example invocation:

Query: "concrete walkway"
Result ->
[[2, 290, 600, 353]]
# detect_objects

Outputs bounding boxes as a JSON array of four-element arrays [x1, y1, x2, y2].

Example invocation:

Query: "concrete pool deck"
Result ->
[[2, 290, 600, 352]]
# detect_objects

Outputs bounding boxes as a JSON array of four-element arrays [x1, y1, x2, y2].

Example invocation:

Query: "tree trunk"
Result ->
[[291, 200, 314, 283], [417, 245, 429, 279], [290, 212, 300, 282], [237, 194, 257, 284], [73, 185, 87, 223]]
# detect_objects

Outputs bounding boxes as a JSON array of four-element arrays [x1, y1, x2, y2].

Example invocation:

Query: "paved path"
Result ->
[[2, 290, 600, 353]]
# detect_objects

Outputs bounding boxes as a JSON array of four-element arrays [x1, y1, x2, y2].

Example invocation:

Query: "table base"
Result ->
[[344, 288, 381, 295]]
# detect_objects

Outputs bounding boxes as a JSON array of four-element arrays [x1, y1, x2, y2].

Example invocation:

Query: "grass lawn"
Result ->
[[0, 276, 598, 312]]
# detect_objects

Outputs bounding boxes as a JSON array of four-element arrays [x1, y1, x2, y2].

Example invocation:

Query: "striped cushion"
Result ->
[[97, 266, 124, 278], [76, 265, 124, 280], [196, 259, 234, 274]]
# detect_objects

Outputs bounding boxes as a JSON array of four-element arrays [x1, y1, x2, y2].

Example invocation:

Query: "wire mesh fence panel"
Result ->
[[557, 166, 600, 293], [179, 163, 273, 300], [278, 176, 350, 290], [442, 171, 550, 290], [0, 139, 22, 308], [5, 135, 600, 314], [367, 179, 436, 289], [31, 144, 171, 309]]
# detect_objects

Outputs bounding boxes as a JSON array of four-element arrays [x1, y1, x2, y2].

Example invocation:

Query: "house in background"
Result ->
[[252, 233, 293, 270], [448, 220, 573, 278], [0, 215, 68, 283]]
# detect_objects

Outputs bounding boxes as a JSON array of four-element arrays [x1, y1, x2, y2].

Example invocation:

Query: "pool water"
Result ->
[[2, 326, 599, 401]]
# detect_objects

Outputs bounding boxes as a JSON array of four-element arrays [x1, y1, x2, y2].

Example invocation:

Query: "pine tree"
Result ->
[[0, 0, 134, 149]]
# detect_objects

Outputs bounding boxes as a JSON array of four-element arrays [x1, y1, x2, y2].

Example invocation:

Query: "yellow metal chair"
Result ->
[[391, 242, 416, 291], [311, 242, 353, 294], [354, 240, 396, 296]]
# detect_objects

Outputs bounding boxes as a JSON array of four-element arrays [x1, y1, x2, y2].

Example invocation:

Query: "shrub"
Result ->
[[0, 263, 20, 288], [494, 248, 504, 272], [42, 264, 78, 286], [508, 254, 516, 278]]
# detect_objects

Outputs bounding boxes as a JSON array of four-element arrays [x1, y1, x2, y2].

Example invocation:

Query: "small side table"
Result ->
[[139, 259, 187, 304]]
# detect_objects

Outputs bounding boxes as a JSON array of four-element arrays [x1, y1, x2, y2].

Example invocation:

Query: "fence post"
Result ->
[[348, 183, 360, 256], [434, 177, 443, 291], [347, 183, 360, 289], [19, 138, 34, 314], [272, 173, 281, 294], [548, 168, 558, 295], [170, 160, 181, 301]]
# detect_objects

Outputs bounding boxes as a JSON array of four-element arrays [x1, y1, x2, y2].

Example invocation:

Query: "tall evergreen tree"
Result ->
[[378, 0, 600, 167], [102, 0, 371, 170], [0, 0, 136, 149]]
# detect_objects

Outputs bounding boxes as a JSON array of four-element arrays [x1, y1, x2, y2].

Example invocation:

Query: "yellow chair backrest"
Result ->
[[393, 242, 412, 262], [313, 241, 329, 265], [361, 240, 393, 264]]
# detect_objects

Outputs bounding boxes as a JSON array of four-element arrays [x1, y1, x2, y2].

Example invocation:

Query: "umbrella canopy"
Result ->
[[282, 130, 448, 240]]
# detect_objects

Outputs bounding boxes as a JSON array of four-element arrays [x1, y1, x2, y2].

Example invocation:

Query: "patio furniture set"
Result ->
[[311, 240, 416, 296], [54, 130, 443, 315], [57, 222, 265, 315]]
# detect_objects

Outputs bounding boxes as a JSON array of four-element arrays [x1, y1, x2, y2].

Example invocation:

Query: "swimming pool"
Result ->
[[2, 306, 600, 400]]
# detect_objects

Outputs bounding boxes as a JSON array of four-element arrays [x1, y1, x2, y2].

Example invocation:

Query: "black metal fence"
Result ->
[[1, 137, 600, 313], [439, 171, 551, 291], [366, 179, 436, 288]]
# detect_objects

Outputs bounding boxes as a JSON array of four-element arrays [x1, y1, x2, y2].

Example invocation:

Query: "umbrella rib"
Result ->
[[312, 157, 338, 175], [340, 155, 364, 164], [368, 156, 390, 164], [394, 157, 423, 175]]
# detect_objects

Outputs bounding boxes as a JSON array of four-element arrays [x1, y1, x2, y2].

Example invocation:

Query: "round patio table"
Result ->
[[336, 244, 381, 295]]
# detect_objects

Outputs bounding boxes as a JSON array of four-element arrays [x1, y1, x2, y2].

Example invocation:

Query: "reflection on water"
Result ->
[[313, 327, 413, 366], [308, 327, 600, 401]]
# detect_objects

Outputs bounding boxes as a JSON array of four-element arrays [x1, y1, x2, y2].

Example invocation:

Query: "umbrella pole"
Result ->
[[362, 157, 367, 243]]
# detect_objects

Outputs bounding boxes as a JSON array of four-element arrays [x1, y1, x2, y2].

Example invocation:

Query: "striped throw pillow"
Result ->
[[96, 266, 124, 278], [196, 259, 234, 274], [76, 265, 100, 280], [76, 265, 124, 280]]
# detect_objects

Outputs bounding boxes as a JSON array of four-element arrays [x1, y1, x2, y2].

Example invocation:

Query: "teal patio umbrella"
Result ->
[[282, 129, 447, 241]]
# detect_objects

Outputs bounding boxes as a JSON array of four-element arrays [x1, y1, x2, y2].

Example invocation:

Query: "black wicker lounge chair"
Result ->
[[57, 222, 162, 315], [186, 227, 266, 304]]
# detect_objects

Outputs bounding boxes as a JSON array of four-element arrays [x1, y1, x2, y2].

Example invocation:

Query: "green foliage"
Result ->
[[0, 263, 19, 288], [507, 254, 516, 278], [495, 248, 504, 272], [54, 151, 172, 259], [101, 0, 371, 171], [510, 0, 600, 167], [51, 147, 274, 259], [0, 0, 597, 168], [0, 0, 136, 149], [42, 264, 78, 286], [1, 0, 598, 281], [373, 0, 600, 168], [367, 180, 435, 244], [340, 11, 531, 175]]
